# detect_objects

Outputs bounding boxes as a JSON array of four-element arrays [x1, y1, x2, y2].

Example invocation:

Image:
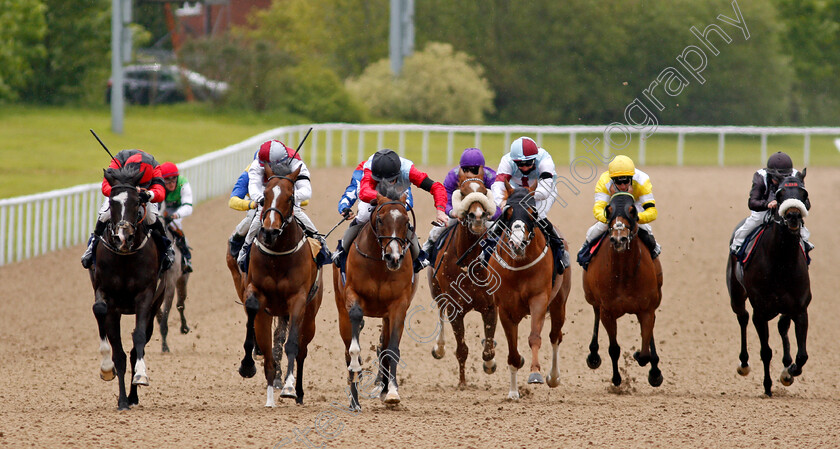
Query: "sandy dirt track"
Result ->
[[1, 166, 840, 448]]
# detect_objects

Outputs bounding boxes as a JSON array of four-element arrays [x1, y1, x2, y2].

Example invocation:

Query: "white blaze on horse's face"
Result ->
[[112, 191, 130, 246], [268, 185, 283, 227], [610, 220, 631, 252], [509, 220, 528, 256]]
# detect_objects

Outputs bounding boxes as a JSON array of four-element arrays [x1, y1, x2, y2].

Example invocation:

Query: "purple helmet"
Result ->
[[459, 148, 485, 168]]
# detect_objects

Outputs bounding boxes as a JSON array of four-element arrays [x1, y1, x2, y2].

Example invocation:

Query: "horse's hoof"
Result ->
[[633, 351, 649, 367], [238, 362, 257, 378], [128, 395, 139, 407], [118, 402, 131, 411], [253, 352, 264, 361], [431, 346, 444, 359], [481, 339, 497, 348], [507, 390, 520, 400], [273, 378, 284, 389], [384, 390, 400, 405], [586, 353, 601, 370], [527, 372, 544, 384], [180, 325, 190, 335], [649, 372, 664, 387], [736, 363, 750, 376], [369, 382, 384, 399], [161, 345, 170, 354], [280, 386, 297, 399], [611, 375, 622, 387], [132, 374, 149, 386], [483, 360, 497, 374], [779, 368, 794, 387], [100, 367, 116, 382]]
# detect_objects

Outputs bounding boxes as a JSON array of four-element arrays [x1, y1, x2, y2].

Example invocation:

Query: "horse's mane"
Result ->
[[376, 179, 409, 202], [267, 160, 294, 178], [507, 187, 536, 211], [105, 165, 143, 187]]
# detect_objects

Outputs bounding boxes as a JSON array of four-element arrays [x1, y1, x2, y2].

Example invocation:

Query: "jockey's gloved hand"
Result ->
[[139, 190, 153, 203], [257, 197, 265, 207], [342, 209, 352, 219]]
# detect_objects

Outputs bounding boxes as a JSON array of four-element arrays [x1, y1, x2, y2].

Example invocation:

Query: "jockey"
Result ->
[[337, 160, 415, 221], [227, 166, 259, 259], [333, 149, 447, 273], [81, 149, 175, 270], [237, 139, 326, 271], [421, 148, 500, 254], [488, 137, 569, 274], [730, 151, 813, 256], [160, 162, 194, 273], [577, 155, 660, 267]]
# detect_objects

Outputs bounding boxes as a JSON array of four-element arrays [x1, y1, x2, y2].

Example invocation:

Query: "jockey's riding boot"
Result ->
[[304, 229, 332, 266], [576, 240, 593, 270], [410, 230, 430, 273], [150, 219, 175, 272], [175, 234, 193, 273], [478, 223, 503, 266], [237, 243, 251, 273], [81, 220, 107, 269], [334, 219, 362, 262], [537, 218, 569, 275], [332, 240, 347, 271], [638, 228, 661, 259], [229, 233, 246, 259]]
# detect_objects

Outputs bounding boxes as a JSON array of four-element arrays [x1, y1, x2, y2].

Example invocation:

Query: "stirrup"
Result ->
[[182, 257, 193, 273]]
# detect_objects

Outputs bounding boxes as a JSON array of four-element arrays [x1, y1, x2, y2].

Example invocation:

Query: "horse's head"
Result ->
[[104, 166, 145, 251], [774, 169, 809, 234], [499, 180, 537, 258], [259, 160, 301, 247], [605, 192, 638, 253], [371, 181, 411, 271], [451, 170, 495, 235]]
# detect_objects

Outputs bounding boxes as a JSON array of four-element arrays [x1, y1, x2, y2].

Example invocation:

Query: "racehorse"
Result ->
[[90, 165, 167, 410], [427, 170, 498, 387], [156, 226, 190, 353], [489, 181, 571, 399], [582, 192, 664, 388], [237, 161, 323, 407], [726, 171, 811, 396], [333, 182, 417, 410]]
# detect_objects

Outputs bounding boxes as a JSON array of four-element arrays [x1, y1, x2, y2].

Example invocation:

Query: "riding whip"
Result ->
[[289, 127, 313, 160], [323, 216, 349, 240], [90, 129, 119, 166]]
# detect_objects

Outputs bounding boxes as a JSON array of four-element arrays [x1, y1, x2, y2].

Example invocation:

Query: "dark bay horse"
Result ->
[[726, 171, 811, 396], [90, 166, 166, 410], [237, 161, 323, 407], [582, 192, 664, 388], [489, 182, 571, 399], [427, 170, 498, 387], [333, 183, 417, 410], [156, 226, 190, 353]]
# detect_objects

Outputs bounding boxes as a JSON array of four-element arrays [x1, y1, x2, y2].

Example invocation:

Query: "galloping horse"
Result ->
[[427, 170, 498, 387], [90, 165, 167, 410], [582, 192, 664, 388], [237, 161, 323, 407], [726, 171, 811, 396], [156, 226, 190, 353], [333, 182, 417, 410], [490, 182, 571, 399]]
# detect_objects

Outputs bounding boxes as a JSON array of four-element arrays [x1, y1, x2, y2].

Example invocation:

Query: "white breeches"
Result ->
[[583, 221, 653, 245], [731, 210, 810, 251], [97, 198, 158, 225], [244, 206, 317, 245]]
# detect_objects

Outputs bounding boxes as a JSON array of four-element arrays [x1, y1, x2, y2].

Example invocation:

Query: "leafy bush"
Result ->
[[0, 0, 46, 102], [346, 42, 495, 124]]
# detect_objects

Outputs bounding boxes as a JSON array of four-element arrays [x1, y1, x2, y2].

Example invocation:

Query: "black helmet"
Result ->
[[766, 152, 793, 177], [371, 149, 401, 182]]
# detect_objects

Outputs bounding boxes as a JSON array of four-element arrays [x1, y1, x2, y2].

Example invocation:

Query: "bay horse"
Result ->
[[333, 182, 417, 410], [489, 181, 571, 400], [427, 170, 499, 387], [237, 161, 323, 407], [582, 192, 664, 388], [726, 171, 811, 396], [90, 165, 167, 410], [156, 226, 190, 353]]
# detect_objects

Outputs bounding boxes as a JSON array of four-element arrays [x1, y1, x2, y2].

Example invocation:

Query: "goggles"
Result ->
[[611, 176, 632, 186]]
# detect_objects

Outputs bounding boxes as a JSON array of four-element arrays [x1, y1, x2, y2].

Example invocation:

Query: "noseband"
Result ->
[[358, 200, 411, 260]]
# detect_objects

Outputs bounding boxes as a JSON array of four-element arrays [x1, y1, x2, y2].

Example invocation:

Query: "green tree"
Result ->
[[0, 0, 46, 101]]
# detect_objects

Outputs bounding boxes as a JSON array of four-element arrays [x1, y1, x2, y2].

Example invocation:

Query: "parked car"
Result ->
[[106, 64, 229, 105]]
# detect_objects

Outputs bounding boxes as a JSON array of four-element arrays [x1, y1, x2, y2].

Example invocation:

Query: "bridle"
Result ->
[[771, 180, 807, 231], [356, 200, 412, 260], [104, 184, 150, 254], [459, 177, 488, 233], [260, 175, 296, 236]]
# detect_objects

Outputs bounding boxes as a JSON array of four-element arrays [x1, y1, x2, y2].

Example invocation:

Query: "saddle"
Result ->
[[735, 223, 810, 268], [576, 232, 607, 271]]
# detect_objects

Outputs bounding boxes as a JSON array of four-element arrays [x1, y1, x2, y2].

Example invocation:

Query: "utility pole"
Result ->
[[389, 0, 414, 76], [111, 0, 132, 134]]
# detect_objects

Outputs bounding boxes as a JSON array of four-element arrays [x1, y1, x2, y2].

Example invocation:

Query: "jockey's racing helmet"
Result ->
[[160, 162, 178, 179], [371, 149, 401, 182], [258, 140, 293, 165], [766, 152, 793, 181], [608, 155, 636, 178], [510, 137, 539, 162]]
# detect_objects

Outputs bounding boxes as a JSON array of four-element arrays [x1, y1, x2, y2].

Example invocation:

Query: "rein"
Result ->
[[99, 230, 152, 255], [359, 200, 412, 260]]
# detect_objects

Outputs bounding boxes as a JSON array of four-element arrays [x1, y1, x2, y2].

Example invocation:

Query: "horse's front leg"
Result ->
[[602, 315, 622, 387], [176, 274, 190, 334], [586, 306, 602, 370], [480, 305, 498, 375], [273, 316, 288, 389], [280, 296, 306, 402], [778, 315, 793, 369], [156, 290, 172, 353], [781, 311, 809, 386], [752, 312, 774, 396], [526, 296, 549, 385], [634, 311, 662, 387], [498, 309, 524, 400], [374, 318, 391, 400], [104, 312, 129, 410], [238, 288, 259, 378], [382, 303, 409, 405], [345, 294, 365, 410], [451, 314, 469, 388], [254, 310, 276, 407], [130, 290, 156, 387], [92, 296, 115, 381], [546, 297, 566, 388]]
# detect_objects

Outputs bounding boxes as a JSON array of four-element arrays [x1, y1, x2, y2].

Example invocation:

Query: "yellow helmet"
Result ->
[[608, 155, 635, 178]]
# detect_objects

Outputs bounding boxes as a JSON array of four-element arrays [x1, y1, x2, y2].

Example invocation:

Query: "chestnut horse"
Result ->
[[427, 170, 499, 386], [237, 161, 323, 406], [333, 182, 417, 410], [490, 182, 571, 399], [582, 192, 664, 388], [726, 172, 811, 396], [90, 165, 167, 410], [156, 226, 190, 353]]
